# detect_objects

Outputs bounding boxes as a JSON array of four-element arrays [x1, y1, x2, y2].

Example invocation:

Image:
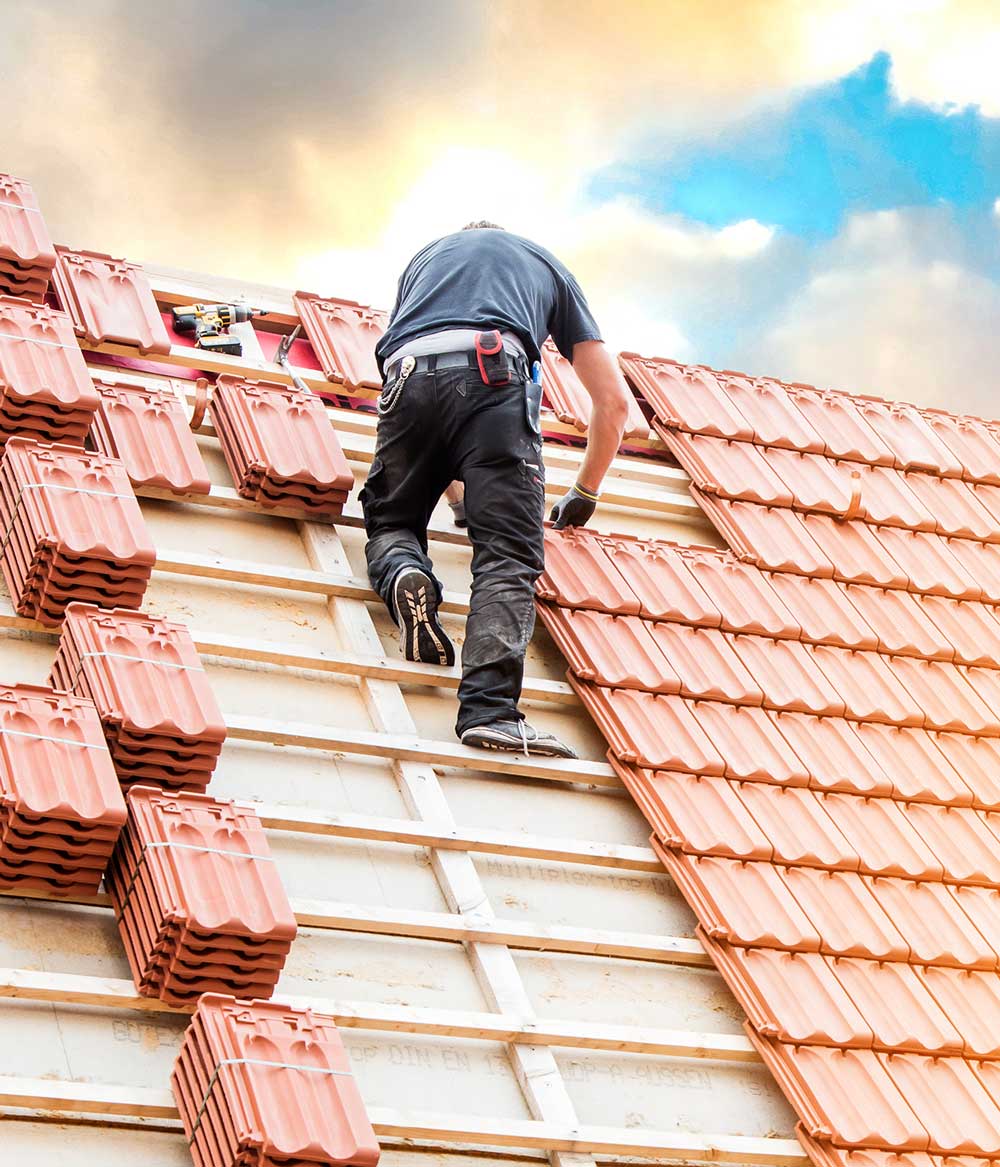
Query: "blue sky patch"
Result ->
[[589, 53, 1000, 238]]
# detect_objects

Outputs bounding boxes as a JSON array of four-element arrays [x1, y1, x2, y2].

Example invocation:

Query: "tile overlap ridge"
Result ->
[[543, 350, 1000, 1162]]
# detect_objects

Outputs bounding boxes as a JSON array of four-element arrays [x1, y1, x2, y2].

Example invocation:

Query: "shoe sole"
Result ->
[[394, 571, 455, 667], [460, 732, 576, 759]]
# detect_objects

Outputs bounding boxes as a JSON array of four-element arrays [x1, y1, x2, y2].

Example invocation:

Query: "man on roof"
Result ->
[[361, 222, 631, 758]]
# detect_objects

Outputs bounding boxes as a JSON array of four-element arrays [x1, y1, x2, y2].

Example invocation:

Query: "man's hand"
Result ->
[[550, 484, 598, 530]]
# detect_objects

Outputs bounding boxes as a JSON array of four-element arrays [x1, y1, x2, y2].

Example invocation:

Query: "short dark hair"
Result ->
[[462, 220, 504, 230]]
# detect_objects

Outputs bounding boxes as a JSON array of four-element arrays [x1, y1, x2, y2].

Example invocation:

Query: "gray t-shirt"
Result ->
[[375, 229, 602, 376]]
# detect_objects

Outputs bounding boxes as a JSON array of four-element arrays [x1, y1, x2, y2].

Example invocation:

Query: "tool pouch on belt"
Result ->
[[475, 330, 511, 386]]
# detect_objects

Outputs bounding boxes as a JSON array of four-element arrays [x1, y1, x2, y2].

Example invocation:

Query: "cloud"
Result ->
[[743, 207, 1000, 413]]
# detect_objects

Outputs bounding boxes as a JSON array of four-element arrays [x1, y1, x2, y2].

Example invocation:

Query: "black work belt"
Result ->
[[384, 348, 530, 384]]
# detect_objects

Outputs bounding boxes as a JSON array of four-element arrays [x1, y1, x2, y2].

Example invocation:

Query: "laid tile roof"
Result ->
[[540, 351, 1000, 1160], [174, 993, 380, 1165], [52, 247, 172, 355]]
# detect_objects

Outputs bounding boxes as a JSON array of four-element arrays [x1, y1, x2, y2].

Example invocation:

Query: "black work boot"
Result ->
[[392, 569, 455, 667], [460, 719, 578, 759]]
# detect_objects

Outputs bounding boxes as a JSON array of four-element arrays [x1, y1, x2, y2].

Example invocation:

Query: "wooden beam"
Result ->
[[1, 888, 705, 966], [253, 803, 661, 872], [0, 967, 756, 1061], [223, 714, 621, 788], [0, 1074, 808, 1163]]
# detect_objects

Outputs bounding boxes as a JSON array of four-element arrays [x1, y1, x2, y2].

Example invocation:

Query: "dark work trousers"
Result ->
[[360, 358, 546, 736]]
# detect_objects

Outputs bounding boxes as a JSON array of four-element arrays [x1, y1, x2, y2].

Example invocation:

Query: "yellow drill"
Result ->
[[171, 303, 262, 356]]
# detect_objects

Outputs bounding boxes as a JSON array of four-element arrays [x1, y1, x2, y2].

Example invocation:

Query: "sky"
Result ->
[[5, 0, 1000, 413]]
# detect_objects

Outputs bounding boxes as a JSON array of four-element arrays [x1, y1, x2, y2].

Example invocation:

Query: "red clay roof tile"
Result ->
[[886, 655, 1000, 735], [879, 1053, 1000, 1156], [718, 373, 826, 451], [728, 634, 846, 716], [870, 526, 980, 599], [644, 623, 764, 704], [536, 606, 680, 693], [769, 713, 894, 798], [602, 538, 722, 624], [904, 803, 1000, 886], [854, 464, 935, 530], [779, 867, 909, 961], [928, 732, 1000, 810], [917, 967, 1000, 1057], [52, 247, 171, 355], [571, 682, 725, 773], [654, 844, 822, 950], [695, 494, 837, 576], [842, 585, 953, 660], [819, 794, 942, 880], [536, 529, 639, 613], [921, 409, 1000, 486], [945, 886, 1000, 963], [939, 537, 1000, 605], [765, 447, 859, 514], [748, 1036, 928, 1149], [735, 783, 856, 870], [766, 573, 879, 649], [809, 644, 924, 727], [851, 723, 973, 806], [92, 380, 211, 496], [0, 173, 56, 278], [293, 291, 387, 389], [911, 594, 995, 666], [541, 340, 648, 438], [657, 427, 795, 506], [796, 1133, 943, 1167], [688, 701, 811, 784], [681, 547, 800, 637], [864, 877, 997, 969], [627, 770, 772, 859], [855, 398, 965, 477], [829, 958, 963, 1055], [701, 933, 872, 1046], [618, 354, 754, 439], [900, 473, 998, 542], [785, 386, 896, 465]]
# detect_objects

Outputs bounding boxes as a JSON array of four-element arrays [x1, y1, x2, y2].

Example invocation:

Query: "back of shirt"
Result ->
[[375, 229, 601, 375]]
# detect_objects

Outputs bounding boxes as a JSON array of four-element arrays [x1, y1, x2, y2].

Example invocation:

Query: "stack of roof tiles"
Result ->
[[293, 291, 387, 392], [0, 297, 100, 445], [541, 339, 649, 439], [107, 787, 296, 1006], [0, 681, 125, 895], [0, 174, 56, 301], [209, 374, 355, 515], [540, 357, 1000, 1162], [90, 379, 211, 496], [52, 246, 172, 355], [173, 993, 380, 1167], [0, 438, 155, 625], [50, 603, 225, 791]]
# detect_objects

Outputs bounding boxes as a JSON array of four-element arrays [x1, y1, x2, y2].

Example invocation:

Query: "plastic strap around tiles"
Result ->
[[115, 840, 274, 919], [188, 1057, 352, 1144], [0, 332, 77, 350], [0, 200, 42, 213], [0, 727, 105, 749], [67, 651, 204, 695], [0, 482, 136, 559]]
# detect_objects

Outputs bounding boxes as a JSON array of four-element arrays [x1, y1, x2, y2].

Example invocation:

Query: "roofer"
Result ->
[[361, 222, 631, 758]]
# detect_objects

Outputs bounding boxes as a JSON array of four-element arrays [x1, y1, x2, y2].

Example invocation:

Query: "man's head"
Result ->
[[462, 221, 504, 231]]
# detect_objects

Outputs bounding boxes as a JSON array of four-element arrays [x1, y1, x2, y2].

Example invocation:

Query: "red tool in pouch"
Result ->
[[475, 329, 511, 386]]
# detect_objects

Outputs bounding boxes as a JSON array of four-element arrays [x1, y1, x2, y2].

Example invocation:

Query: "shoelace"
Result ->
[[518, 719, 530, 760]]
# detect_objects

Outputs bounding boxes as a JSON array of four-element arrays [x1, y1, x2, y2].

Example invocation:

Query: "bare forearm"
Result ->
[[571, 341, 630, 494], [578, 397, 627, 494]]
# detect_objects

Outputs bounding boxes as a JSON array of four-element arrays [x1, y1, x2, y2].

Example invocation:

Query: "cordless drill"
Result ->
[[170, 303, 262, 356]]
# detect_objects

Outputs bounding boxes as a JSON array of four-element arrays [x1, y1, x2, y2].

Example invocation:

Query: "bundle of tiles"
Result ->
[[106, 787, 297, 1006], [0, 438, 155, 625], [90, 379, 211, 496], [0, 297, 100, 444], [0, 173, 57, 301], [0, 682, 125, 895], [209, 374, 355, 515], [49, 603, 226, 791], [173, 993, 381, 1167]]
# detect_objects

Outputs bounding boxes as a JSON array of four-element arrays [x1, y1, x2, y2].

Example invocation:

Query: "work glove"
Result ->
[[549, 484, 599, 530]]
